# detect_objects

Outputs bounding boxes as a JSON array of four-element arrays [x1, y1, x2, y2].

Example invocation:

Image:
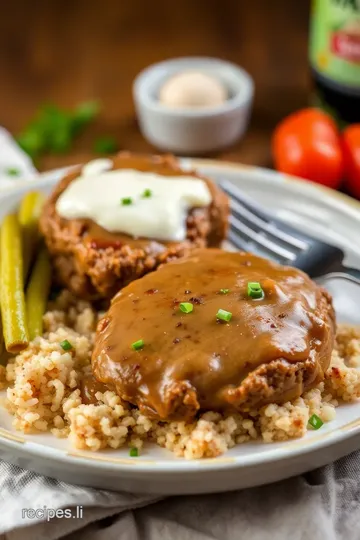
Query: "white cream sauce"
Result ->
[[56, 159, 212, 242]]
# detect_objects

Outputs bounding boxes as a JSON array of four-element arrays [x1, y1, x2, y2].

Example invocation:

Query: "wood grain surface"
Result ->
[[0, 0, 310, 171]]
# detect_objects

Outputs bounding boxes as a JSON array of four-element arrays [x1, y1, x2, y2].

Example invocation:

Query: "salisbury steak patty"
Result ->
[[40, 152, 228, 300], [92, 249, 335, 421]]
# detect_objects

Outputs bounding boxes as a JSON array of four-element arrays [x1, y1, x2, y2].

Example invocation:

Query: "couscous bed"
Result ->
[[1, 290, 359, 460]]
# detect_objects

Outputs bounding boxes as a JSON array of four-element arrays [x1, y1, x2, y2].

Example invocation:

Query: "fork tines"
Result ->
[[220, 179, 309, 264]]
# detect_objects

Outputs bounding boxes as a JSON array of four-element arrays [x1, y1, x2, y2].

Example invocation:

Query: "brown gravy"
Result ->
[[92, 249, 335, 420], [80, 374, 112, 405]]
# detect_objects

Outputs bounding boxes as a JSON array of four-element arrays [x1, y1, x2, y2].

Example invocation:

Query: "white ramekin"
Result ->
[[133, 57, 254, 155]]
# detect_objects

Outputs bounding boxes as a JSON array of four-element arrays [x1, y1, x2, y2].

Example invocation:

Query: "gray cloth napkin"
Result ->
[[0, 130, 359, 540], [1, 451, 360, 539]]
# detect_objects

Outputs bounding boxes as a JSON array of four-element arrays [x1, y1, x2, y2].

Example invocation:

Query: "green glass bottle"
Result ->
[[310, 0, 360, 123]]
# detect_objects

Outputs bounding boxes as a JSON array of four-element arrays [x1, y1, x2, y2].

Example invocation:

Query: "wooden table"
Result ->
[[0, 0, 310, 172]]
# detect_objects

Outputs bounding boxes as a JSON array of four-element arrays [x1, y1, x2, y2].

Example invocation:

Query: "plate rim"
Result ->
[[0, 159, 360, 478]]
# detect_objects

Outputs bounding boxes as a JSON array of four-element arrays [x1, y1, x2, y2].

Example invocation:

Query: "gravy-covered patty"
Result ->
[[92, 249, 335, 421], [40, 153, 228, 300]]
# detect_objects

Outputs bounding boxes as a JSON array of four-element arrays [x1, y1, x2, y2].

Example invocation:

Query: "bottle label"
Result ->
[[310, 0, 360, 88]]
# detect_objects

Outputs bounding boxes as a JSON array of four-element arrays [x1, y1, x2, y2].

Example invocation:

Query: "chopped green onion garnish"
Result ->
[[142, 189, 152, 198], [129, 447, 139, 457], [121, 197, 133, 206], [94, 136, 118, 154], [308, 414, 323, 430], [216, 309, 232, 322], [179, 302, 194, 314], [247, 281, 264, 299], [5, 167, 21, 177], [60, 340, 73, 351], [131, 339, 144, 351], [220, 288, 230, 294]]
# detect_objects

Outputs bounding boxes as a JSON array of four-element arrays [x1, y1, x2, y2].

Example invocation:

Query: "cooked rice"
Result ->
[[1, 290, 360, 459]]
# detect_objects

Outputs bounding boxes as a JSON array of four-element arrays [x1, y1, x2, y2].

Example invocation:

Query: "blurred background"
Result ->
[[0, 0, 310, 171]]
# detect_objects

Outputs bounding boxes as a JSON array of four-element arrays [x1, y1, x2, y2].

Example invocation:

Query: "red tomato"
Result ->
[[272, 108, 343, 189], [342, 124, 360, 199]]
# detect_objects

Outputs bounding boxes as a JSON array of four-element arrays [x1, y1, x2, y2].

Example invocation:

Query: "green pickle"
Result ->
[[0, 214, 29, 353]]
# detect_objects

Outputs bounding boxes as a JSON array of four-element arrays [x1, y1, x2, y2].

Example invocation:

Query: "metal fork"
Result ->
[[219, 179, 360, 285]]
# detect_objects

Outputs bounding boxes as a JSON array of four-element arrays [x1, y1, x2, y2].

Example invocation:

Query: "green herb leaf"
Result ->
[[17, 105, 70, 155], [247, 282, 264, 300], [49, 118, 73, 154], [16, 100, 101, 160], [142, 189, 152, 198], [121, 197, 133, 206], [308, 414, 323, 430], [131, 339, 144, 351], [73, 100, 101, 132], [179, 302, 194, 314], [94, 136, 118, 154], [129, 447, 139, 457], [216, 309, 232, 322], [60, 340, 73, 351], [16, 131, 44, 159]]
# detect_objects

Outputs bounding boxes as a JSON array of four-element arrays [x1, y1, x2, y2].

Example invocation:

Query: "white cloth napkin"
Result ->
[[0, 128, 37, 184], [0, 128, 359, 540]]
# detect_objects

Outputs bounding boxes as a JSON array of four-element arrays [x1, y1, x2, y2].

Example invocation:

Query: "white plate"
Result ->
[[1, 159, 360, 495]]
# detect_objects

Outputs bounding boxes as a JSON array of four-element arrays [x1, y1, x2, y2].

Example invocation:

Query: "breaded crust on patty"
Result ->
[[40, 152, 229, 300]]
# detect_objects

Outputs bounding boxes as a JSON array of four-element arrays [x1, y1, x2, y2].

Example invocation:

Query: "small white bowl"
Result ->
[[133, 57, 254, 155]]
